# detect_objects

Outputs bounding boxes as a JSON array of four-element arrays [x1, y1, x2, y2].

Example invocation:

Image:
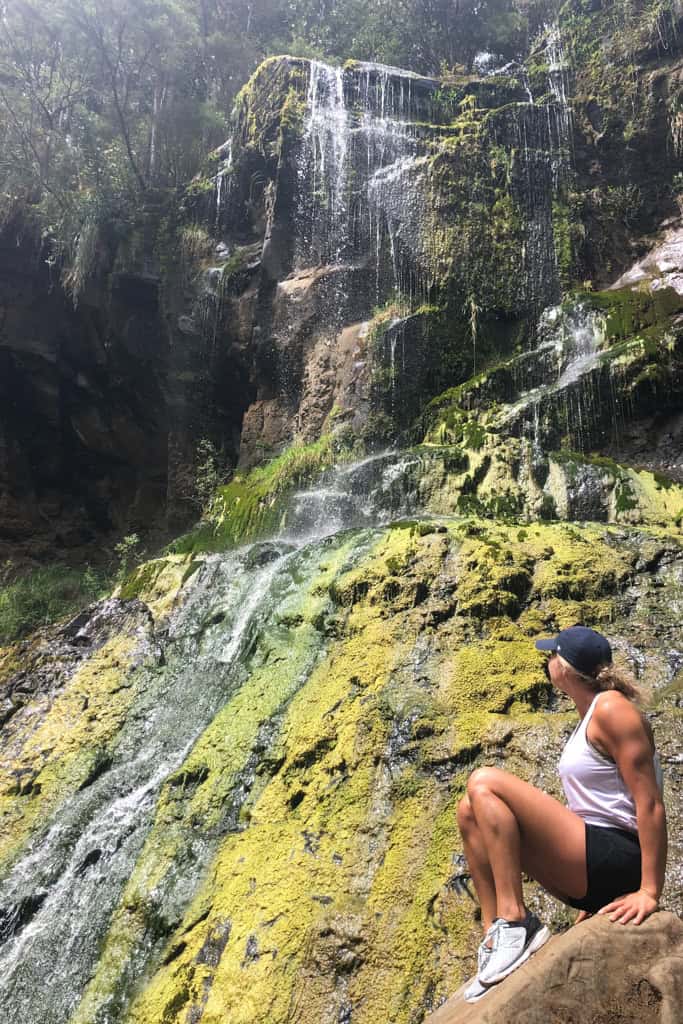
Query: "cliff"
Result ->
[[2, 4, 682, 559], [0, 4, 682, 1024]]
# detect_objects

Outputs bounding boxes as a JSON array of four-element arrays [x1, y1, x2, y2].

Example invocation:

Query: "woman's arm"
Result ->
[[589, 693, 667, 924]]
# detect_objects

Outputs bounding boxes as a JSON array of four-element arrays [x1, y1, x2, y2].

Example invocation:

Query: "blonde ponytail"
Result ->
[[558, 654, 647, 703], [593, 663, 646, 704]]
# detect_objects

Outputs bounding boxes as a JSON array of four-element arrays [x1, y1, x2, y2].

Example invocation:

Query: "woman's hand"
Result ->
[[597, 888, 659, 925], [574, 910, 592, 924]]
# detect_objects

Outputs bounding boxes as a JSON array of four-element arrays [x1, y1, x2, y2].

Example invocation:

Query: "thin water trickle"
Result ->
[[557, 307, 604, 386], [545, 22, 572, 150], [280, 450, 427, 544], [214, 138, 233, 228], [499, 303, 607, 448]]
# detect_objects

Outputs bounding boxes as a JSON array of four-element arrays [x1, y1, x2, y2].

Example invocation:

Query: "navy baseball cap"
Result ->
[[535, 626, 612, 677]]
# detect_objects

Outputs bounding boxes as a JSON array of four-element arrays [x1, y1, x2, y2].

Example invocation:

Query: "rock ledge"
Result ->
[[425, 911, 683, 1024]]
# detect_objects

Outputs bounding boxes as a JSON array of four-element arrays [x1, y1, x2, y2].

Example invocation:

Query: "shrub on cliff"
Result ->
[[0, 564, 109, 645]]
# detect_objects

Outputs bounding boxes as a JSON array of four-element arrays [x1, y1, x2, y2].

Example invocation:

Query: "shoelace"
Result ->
[[478, 919, 503, 967]]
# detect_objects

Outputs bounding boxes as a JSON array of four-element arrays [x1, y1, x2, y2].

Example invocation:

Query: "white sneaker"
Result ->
[[463, 974, 491, 1002], [477, 913, 550, 985], [463, 919, 501, 1002]]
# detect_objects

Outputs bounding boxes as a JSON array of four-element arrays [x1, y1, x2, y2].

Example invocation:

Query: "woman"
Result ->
[[457, 625, 666, 1003]]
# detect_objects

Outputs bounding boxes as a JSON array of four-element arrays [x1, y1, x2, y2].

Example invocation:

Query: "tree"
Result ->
[[0, 0, 553, 287], [0, 0, 232, 295]]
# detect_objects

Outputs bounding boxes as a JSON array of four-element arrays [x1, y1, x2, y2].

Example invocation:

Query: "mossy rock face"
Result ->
[[3, 11, 683, 1023], [168, 435, 343, 554], [584, 286, 683, 343], [166, 13, 683, 479], [0, 597, 158, 877], [3, 517, 681, 1024], [422, 99, 561, 322], [555, 4, 683, 285]]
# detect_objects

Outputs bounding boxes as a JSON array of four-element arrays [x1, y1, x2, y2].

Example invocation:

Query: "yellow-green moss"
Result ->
[[5, 516, 680, 1022], [117, 556, 197, 620], [119, 518, 667, 1023], [123, 543, 424, 1022], [71, 536, 365, 1024], [0, 633, 141, 875], [169, 436, 344, 555]]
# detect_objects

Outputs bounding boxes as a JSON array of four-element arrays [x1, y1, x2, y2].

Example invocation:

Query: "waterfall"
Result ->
[[545, 22, 573, 154], [213, 138, 233, 229], [0, 544, 330, 1023], [3, 32, 681, 1021], [296, 60, 432, 303], [280, 450, 427, 542], [498, 303, 608, 450], [303, 61, 350, 262], [556, 305, 604, 386], [215, 139, 232, 227]]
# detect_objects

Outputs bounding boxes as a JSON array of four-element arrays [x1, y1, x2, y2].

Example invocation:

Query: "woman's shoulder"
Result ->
[[591, 690, 654, 747], [592, 689, 635, 716]]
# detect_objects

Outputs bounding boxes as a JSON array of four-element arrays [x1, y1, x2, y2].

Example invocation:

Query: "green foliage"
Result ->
[[193, 438, 231, 518], [287, 0, 534, 73], [114, 534, 145, 584], [0, 564, 109, 645], [0, 0, 234, 293]]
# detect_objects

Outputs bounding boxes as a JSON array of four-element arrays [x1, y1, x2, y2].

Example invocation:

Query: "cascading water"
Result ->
[[215, 141, 233, 222], [296, 61, 434, 304], [301, 62, 350, 262], [281, 450, 430, 542], [556, 305, 604, 386], [545, 22, 573, 156], [498, 303, 609, 450], [0, 538, 376, 1024]]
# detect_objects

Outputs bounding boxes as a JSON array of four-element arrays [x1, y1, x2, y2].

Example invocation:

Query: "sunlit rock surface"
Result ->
[[425, 912, 683, 1024], [1, 516, 681, 1023], [612, 219, 683, 295]]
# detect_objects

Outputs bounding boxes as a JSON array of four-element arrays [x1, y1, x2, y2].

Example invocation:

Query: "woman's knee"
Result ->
[[457, 794, 476, 832], [466, 766, 506, 800]]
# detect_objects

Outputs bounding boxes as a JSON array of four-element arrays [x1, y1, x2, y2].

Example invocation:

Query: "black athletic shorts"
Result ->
[[566, 823, 641, 914]]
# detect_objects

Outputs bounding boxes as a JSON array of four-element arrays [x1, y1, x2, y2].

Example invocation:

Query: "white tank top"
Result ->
[[558, 693, 663, 833]]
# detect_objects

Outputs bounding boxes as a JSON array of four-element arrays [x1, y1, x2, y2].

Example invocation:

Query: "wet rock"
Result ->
[[0, 598, 152, 730], [611, 220, 683, 295]]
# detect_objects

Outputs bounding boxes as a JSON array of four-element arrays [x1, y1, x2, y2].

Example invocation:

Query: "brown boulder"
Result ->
[[425, 912, 683, 1024]]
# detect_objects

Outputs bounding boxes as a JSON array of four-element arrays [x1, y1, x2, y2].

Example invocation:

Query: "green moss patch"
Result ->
[[168, 436, 343, 555]]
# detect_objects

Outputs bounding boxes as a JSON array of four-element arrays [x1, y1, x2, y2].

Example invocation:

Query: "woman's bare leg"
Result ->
[[460, 767, 588, 924], [457, 795, 498, 934], [466, 778, 526, 921]]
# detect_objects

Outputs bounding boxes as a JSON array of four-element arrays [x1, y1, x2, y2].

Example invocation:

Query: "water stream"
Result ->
[[499, 303, 607, 446], [0, 536, 376, 1023], [296, 60, 433, 303]]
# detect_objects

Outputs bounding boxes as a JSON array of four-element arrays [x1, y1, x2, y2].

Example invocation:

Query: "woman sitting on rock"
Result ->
[[457, 625, 666, 1003]]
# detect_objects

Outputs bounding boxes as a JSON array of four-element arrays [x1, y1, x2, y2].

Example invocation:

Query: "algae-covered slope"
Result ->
[[2, 5, 683, 1022], [1, 518, 681, 1023]]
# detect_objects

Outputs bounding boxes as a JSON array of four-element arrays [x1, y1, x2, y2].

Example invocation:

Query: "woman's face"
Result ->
[[543, 652, 566, 690]]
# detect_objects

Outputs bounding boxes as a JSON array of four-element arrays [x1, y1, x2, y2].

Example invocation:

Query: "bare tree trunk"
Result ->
[[147, 80, 167, 185]]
